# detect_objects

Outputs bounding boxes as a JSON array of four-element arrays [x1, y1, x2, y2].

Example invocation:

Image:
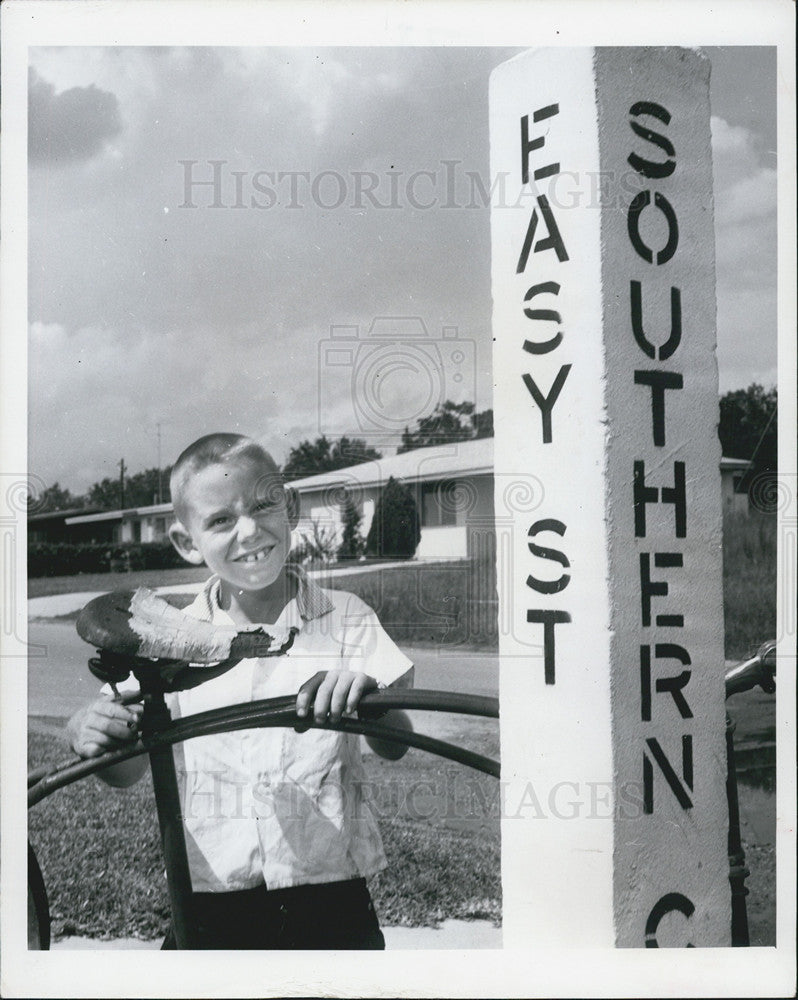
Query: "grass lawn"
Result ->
[[29, 558, 499, 649], [723, 511, 777, 660], [30, 508, 777, 657], [28, 565, 211, 599], [26, 516, 777, 944], [28, 725, 501, 942]]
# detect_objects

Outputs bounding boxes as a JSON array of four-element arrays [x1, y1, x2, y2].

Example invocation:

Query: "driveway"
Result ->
[[27, 623, 498, 722]]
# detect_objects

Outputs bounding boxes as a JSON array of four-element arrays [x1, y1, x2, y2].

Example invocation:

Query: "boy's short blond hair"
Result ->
[[170, 433, 280, 525]]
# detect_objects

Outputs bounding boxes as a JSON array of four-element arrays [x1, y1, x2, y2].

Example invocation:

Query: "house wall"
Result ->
[[295, 473, 495, 560], [720, 468, 749, 516], [417, 473, 495, 560], [416, 525, 468, 559], [143, 515, 170, 543], [28, 515, 116, 545], [117, 514, 171, 544], [72, 521, 119, 544], [294, 484, 382, 556]]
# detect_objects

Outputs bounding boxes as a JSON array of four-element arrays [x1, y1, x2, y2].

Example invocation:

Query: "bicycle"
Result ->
[[723, 639, 777, 947], [26, 587, 499, 949], [26, 589, 776, 949]]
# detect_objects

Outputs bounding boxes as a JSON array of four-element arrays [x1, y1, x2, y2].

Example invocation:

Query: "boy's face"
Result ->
[[173, 456, 297, 592]]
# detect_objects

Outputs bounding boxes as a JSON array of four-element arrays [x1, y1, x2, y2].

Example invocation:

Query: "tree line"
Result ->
[[31, 386, 775, 513]]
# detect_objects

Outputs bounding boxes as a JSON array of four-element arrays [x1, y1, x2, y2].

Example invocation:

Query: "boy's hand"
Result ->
[[296, 670, 378, 724], [68, 695, 144, 759]]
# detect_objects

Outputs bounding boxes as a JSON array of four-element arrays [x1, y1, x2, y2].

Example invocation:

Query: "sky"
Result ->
[[27, 46, 777, 495]]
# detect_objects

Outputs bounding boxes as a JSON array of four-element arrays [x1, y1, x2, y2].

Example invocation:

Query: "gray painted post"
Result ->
[[490, 47, 729, 947]]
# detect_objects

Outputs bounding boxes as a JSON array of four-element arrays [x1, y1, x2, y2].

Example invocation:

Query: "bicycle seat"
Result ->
[[76, 588, 298, 691]]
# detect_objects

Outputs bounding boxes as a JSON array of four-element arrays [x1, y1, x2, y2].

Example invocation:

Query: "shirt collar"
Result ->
[[199, 562, 334, 625], [287, 563, 335, 621]]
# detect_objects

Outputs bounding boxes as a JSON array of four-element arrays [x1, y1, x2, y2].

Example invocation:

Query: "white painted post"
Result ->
[[491, 47, 730, 948]]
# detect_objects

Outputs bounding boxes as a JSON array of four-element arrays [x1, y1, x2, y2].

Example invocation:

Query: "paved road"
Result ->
[[27, 622, 498, 721], [51, 918, 502, 951], [27, 623, 109, 720]]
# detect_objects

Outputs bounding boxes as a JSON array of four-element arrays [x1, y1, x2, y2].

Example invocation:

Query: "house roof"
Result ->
[[719, 456, 752, 471], [287, 436, 494, 492], [28, 506, 104, 524], [66, 502, 174, 526], [58, 443, 751, 526]]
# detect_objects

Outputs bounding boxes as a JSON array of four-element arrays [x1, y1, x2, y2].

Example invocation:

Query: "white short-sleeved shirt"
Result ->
[[160, 568, 413, 893]]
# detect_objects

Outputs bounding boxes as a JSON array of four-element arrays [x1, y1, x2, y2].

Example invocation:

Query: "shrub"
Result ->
[[27, 542, 187, 578], [290, 517, 338, 567], [337, 492, 365, 561], [365, 477, 420, 559]]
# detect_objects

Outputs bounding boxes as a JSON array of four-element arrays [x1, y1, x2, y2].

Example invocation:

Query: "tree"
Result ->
[[282, 436, 382, 481], [473, 407, 494, 439], [30, 482, 85, 513], [365, 477, 420, 559], [337, 492, 365, 561], [718, 384, 777, 488], [87, 466, 172, 510], [397, 400, 493, 453], [330, 436, 382, 469], [87, 476, 122, 510]]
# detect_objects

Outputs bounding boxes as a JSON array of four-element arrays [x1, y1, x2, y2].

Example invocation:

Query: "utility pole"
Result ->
[[119, 458, 126, 510], [156, 422, 163, 504]]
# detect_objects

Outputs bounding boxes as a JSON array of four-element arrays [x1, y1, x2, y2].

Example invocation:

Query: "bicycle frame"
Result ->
[[28, 640, 776, 950], [28, 685, 499, 949], [723, 640, 777, 947]]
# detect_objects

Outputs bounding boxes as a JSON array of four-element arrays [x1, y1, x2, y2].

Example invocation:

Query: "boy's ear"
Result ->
[[285, 487, 300, 531], [168, 522, 205, 565]]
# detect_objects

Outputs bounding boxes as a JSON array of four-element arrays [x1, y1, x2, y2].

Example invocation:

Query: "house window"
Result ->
[[421, 482, 457, 527], [732, 472, 745, 494], [132, 520, 142, 542]]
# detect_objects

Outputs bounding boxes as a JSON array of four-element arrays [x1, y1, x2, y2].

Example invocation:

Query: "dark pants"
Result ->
[[161, 877, 385, 950]]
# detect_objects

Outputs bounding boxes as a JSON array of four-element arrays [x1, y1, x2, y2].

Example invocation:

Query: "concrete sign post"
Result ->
[[490, 48, 730, 947]]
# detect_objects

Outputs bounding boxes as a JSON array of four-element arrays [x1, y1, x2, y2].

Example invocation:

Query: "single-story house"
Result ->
[[288, 437, 494, 560], [54, 444, 753, 556], [65, 502, 174, 545], [720, 456, 753, 516], [27, 507, 105, 544]]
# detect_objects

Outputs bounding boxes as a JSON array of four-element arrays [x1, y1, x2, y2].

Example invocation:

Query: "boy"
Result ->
[[68, 433, 414, 950]]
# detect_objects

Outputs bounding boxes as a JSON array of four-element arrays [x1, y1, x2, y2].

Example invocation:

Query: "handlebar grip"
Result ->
[[725, 641, 777, 699]]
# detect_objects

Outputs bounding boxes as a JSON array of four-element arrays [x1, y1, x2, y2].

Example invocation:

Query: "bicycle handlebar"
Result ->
[[28, 689, 500, 807], [724, 641, 777, 699]]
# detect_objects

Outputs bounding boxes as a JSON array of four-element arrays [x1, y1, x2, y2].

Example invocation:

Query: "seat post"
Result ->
[[137, 671, 198, 949], [725, 712, 750, 947]]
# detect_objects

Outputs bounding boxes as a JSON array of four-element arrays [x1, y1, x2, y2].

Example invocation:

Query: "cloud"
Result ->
[[716, 167, 777, 225], [25, 50, 776, 491], [710, 116, 753, 158], [710, 116, 777, 393], [28, 319, 300, 492], [26, 48, 498, 373], [711, 116, 776, 224], [28, 67, 122, 165]]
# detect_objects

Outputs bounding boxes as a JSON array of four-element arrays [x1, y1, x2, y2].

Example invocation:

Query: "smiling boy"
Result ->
[[68, 432, 414, 950]]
